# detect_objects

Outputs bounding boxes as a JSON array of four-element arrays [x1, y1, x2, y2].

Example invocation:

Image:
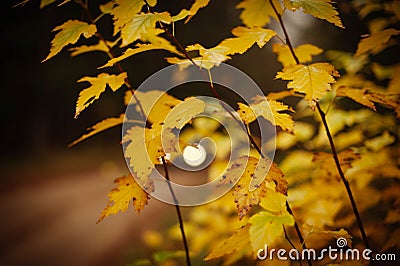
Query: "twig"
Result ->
[[316, 103, 373, 256], [161, 157, 191, 266], [268, 0, 373, 261]]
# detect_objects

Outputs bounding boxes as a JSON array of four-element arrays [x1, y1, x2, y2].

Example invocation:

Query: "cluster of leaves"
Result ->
[[36, 0, 399, 265]]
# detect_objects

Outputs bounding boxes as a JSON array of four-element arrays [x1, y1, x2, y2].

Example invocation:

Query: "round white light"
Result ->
[[182, 144, 207, 167]]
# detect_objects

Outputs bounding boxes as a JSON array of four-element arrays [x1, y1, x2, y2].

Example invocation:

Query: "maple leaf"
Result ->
[[75, 72, 127, 118], [336, 86, 400, 118], [220, 156, 287, 219], [43, 20, 97, 62], [313, 149, 361, 181], [355, 28, 400, 57], [218, 27, 276, 55], [283, 0, 344, 28], [204, 225, 250, 260], [163, 97, 206, 129], [173, 0, 210, 23], [120, 12, 172, 46], [276, 63, 339, 103], [126, 90, 182, 124], [110, 0, 145, 35], [101, 43, 180, 68], [69, 114, 124, 147], [272, 43, 323, 67], [237, 97, 294, 133], [249, 210, 294, 252], [123, 124, 177, 183], [69, 41, 113, 57], [97, 175, 149, 223], [236, 0, 282, 27]]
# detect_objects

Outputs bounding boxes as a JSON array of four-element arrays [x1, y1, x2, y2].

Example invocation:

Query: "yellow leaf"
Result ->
[[259, 188, 288, 213], [123, 124, 177, 183], [365, 131, 395, 152], [236, 0, 282, 27], [336, 86, 400, 118], [69, 41, 112, 56], [276, 63, 339, 103], [101, 42, 179, 68], [120, 12, 172, 46], [164, 97, 206, 129], [40, 0, 56, 8], [220, 156, 287, 219], [97, 175, 149, 223], [249, 211, 294, 252], [187, 43, 231, 68], [99, 1, 114, 14], [126, 90, 182, 124], [272, 43, 323, 67], [204, 225, 250, 260], [43, 20, 97, 61], [75, 72, 127, 118], [355, 28, 400, 57], [238, 98, 294, 133], [303, 225, 353, 247], [326, 50, 368, 75], [173, 0, 210, 23], [313, 149, 361, 181], [69, 114, 125, 147], [283, 0, 344, 28], [111, 0, 145, 35], [218, 27, 276, 55]]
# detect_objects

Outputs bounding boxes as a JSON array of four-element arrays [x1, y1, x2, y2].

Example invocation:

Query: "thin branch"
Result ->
[[161, 157, 191, 266], [75, 0, 148, 124], [316, 103, 373, 257], [268, 0, 373, 260]]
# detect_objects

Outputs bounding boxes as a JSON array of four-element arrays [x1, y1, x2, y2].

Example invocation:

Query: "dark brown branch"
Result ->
[[316, 103, 373, 259], [161, 157, 191, 266], [268, 0, 372, 261]]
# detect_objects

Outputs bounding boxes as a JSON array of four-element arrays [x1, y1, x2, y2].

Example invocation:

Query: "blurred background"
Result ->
[[0, 0, 375, 265]]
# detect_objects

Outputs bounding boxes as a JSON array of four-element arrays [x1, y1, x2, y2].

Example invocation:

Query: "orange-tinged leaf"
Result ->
[[313, 149, 361, 181], [43, 20, 97, 61], [75, 72, 127, 118], [355, 28, 400, 57], [276, 63, 339, 103], [40, 0, 56, 8], [69, 114, 125, 147], [236, 0, 282, 27], [272, 43, 323, 67], [336, 86, 400, 118], [238, 98, 294, 133], [173, 0, 210, 23], [220, 156, 287, 219], [204, 225, 250, 260], [283, 0, 344, 28], [97, 175, 149, 223]]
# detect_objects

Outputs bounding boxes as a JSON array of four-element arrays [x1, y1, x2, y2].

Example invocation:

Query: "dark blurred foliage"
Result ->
[[0, 0, 370, 168]]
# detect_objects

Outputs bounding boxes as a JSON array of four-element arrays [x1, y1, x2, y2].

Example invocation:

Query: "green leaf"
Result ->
[[249, 211, 294, 252], [43, 20, 97, 61]]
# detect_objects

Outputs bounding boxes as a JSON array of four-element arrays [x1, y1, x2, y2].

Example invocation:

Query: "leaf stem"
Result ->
[[161, 157, 191, 266]]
